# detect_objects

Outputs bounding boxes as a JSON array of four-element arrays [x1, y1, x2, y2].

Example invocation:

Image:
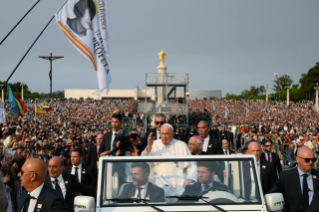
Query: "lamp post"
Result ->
[[21, 81, 24, 101], [39, 53, 64, 99], [285, 85, 290, 106], [314, 82, 319, 111], [265, 83, 269, 105]]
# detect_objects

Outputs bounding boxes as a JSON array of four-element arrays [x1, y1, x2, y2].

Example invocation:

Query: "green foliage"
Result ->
[[225, 93, 239, 99], [292, 84, 299, 89], [273, 74, 293, 92], [259, 85, 266, 95], [299, 63, 319, 97]]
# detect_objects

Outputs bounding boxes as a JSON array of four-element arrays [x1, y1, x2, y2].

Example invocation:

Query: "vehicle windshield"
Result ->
[[100, 156, 262, 207]]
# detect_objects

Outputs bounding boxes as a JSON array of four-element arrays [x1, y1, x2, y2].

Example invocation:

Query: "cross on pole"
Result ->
[[39, 53, 64, 99]]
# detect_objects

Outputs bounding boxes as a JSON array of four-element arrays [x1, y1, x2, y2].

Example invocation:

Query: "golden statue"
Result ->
[[157, 50, 167, 66]]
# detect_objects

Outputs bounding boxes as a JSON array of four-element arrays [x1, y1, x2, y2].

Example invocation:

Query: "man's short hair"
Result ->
[[0, 143, 3, 147], [241, 147, 248, 154], [71, 147, 84, 157], [155, 113, 166, 121], [36, 146, 44, 151], [131, 162, 150, 174], [198, 120, 211, 128], [18, 146, 26, 151], [197, 161, 215, 172], [112, 113, 122, 122], [261, 140, 271, 146]]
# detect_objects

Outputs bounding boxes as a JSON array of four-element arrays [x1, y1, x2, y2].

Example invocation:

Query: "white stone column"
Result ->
[[21, 82, 24, 101], [285, 85, 290, 106], [157, 65, 167, 103], [266, 83, 269, 105], [314, 83, 319, 111]]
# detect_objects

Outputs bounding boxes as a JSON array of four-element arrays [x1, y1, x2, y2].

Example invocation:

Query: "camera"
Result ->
[[115, 133, 137, 153]]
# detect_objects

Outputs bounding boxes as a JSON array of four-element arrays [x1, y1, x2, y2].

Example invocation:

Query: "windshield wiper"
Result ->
[[166, 195, 226, 212], [105, 198, 165, 212]]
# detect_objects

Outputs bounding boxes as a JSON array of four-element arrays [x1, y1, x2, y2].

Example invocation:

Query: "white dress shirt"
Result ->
[[134, 182, 149, 199], [297, 166, 314, 205], [249, 160, 260, 200], [223, 149, 229, 155], [156, 130, 161, 140], [202, 135, 210, 152], [50, 174, 67, 198], [23, 183, 44, 212], [71, 163, 82, 183]]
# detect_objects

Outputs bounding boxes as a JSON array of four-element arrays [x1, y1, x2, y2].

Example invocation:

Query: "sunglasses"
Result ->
[[297, 156, 317, 163], [20, 170, 38, 175], [155, 122, 165, 125], [265, 145, 271, 147]]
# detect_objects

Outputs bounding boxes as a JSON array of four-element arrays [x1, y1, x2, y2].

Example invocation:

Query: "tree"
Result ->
[[273, 74, 293, 92], [292, 84, 299, 89], [249, 86, 259, 96], [225, 93, 238, 99], [240, 89, 250, 98], [258, 85, 266, 95], [299, 62, 319, 97]]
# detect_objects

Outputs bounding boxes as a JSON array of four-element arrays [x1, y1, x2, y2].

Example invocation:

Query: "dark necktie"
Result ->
[[136, 187, 143, 199], [302, 174, 309, 211], [75, 167, 79, 183], [224, 150, 227, 155], [54, 178, 64, 198], [203, 184, 210, 191], [268, 154, 270, 161], [22, 194, 36, 212]]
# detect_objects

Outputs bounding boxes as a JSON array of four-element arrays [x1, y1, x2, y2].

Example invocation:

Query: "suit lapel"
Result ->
[[34, 185, 46, 212], [62, 173, 70, 196], [311, 169, 318, 192], [293, 167, 302, 201], [128, 184, 136, 198], [81, 164, 86, 184], [17, 191, 28, 212]]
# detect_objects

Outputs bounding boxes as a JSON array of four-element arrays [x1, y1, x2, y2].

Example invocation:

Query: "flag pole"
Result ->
[[35, 100, 37, 123], [0, 0, 41, 46], [0, 15, 55, 94]]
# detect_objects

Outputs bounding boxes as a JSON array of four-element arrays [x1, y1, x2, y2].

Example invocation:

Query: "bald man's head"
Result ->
[[296, 146, 316, 173], [48, 157, 64, 179], [248, 142, 261, 161], [18, 158, 47, 192]]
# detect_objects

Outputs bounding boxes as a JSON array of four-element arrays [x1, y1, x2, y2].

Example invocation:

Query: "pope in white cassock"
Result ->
[[141, 124, 197, 200]]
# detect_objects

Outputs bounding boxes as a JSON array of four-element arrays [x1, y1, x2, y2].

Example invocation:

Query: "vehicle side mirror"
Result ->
[[74, 196, 95, 212], [264, 193, 284, 211]]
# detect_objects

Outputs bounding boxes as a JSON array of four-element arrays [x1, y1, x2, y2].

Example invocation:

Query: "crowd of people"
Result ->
[[1, 98, 319, 212]]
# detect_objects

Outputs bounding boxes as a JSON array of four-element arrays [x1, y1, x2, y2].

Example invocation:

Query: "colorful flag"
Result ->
[[41, 103, 50, 109], [35, 103, 49, 115], [8, 86, 27, 117], [55, 0, 111, 94], [0, 100, 5, 124]]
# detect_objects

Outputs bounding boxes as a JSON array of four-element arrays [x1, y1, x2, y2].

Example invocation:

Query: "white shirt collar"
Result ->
[[29, 183, 44, 198], [297, 166, 312, 176], [138, 181, 149, 190], [203, 135, 210, 141], [51, 173, 64, 182], [201, 181, 213, 188], [74, 163, 82, 169], [113, 129, 120, 135]]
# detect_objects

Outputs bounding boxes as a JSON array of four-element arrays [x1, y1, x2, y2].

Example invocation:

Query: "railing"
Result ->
[[146, 73, 188, 85]]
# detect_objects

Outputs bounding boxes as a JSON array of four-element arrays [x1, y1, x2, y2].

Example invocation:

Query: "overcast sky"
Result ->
[[0, 0, 318, 97]]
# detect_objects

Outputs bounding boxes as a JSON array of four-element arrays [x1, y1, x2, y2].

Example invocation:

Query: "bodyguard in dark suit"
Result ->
[[198, 120, 223, 155], [118, 162, 165, 202], [270, 146, 319, 212], [63, 148, 96, 187], [182, 161, 228, 196], [261, 140, 282, 175], [245, 142, 277, 199], [46, 157, 96, 212], [17, 158, 70, 212], [99, 113, 124, 156], [86, 134, 103, 175], [142, 114, 166, 151]]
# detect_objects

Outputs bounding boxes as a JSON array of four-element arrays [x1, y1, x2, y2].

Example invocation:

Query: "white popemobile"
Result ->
[[74, 155, 284, 212]]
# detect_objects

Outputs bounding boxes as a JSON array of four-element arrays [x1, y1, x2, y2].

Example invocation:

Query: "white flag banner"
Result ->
[[246, 107, 249, 117], [0, 100, 5, 124], [224, 107, 229, 119], [55, 0, 111, 94]]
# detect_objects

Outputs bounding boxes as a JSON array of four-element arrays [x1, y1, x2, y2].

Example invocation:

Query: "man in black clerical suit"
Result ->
[[46, 157, 96, 212], [17, 158, 69, 212], [182, 161, 228, 196], [99, 113, 125, 156], [118, 162, 165, 202], [198, 120, 223, 155], [270, 146, 319, 212], [86, 134, 103, 175], [260, 140, 282, 175], [245, 142, 277, 200], [63, 148, 96, 187]]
